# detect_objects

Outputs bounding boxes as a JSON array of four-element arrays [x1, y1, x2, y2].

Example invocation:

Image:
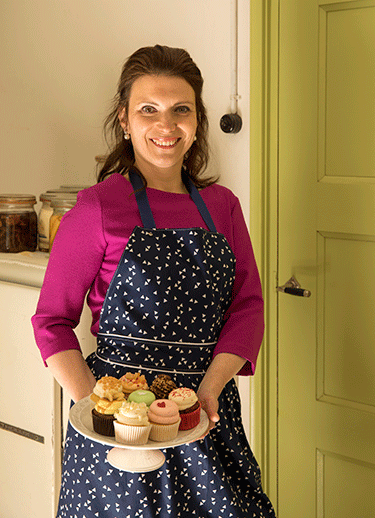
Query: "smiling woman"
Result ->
[[32, 45, 275, 518]]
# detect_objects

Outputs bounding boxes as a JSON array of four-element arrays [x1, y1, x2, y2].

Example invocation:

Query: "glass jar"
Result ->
[[0, 195, 37, 253], [49, 195, 77, 250], [38, 193, 57, 252]]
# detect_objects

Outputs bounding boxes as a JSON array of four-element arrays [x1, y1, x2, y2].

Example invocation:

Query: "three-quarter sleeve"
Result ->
[[31, 188, 107, 365], [212, 197, 264, 376]]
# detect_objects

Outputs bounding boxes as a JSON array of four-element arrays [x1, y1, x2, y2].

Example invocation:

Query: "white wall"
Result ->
[[1, 0, 252, 438], [0, 0, 250, 218]]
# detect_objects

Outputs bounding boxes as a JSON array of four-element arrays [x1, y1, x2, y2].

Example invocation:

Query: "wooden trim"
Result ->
[[250, 0, 279, 511]]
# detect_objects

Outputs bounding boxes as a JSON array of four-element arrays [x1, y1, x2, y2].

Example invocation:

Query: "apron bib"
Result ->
[[56, 171, 276, 518], [95, 170, 235, 376]]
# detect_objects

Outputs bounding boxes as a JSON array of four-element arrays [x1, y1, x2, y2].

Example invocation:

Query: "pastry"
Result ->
[[120, 372, 148, 396], [90, 376, 124, 405], [148, 399, 181, 442], [168, 387, 201, 430], [150, 374, 177, 399], [128, 389, 156, 406], [113, 401, 152, 445], [91, 399, 124, 437]]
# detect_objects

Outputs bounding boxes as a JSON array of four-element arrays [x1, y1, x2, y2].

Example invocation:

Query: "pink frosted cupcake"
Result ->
[[113, 401, 152, 445], [168, 388, 201, 431], [148, 400, 181, 442]]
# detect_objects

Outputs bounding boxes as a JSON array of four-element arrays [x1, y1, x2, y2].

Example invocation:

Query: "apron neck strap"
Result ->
[[129, 169, 156, 228], [185, 176, 217, 232], [129, 169, 217, 232]]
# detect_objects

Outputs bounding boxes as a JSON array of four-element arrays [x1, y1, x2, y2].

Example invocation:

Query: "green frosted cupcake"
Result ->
[[128, 389, 156, 407]]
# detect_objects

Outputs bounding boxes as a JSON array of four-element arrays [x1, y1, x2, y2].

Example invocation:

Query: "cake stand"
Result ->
[[69, 396, 209, 473]]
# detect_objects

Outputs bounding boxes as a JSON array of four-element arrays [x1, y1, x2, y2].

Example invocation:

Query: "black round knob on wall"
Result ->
[[220, 113, 242, 134]]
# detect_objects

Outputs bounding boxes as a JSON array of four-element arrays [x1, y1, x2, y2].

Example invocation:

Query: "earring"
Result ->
[[123, 131, 131, 140], [194, 136, 197, 141]]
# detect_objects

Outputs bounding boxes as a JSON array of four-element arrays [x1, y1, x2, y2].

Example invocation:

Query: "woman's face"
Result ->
[[119, 74, 198, 178]]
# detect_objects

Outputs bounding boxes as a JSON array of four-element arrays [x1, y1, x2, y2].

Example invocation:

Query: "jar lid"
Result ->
[[40, 192, 59, 202], [0, 194, 36, 205], [46, 188, 79, 194], [59, 185, 91, 190], [50, 194, 77, 208]]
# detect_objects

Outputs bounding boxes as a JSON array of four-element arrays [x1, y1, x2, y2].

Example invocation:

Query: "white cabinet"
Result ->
[[0, 252, 95, 517]]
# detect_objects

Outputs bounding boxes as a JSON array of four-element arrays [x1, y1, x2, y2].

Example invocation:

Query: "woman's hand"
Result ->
[[196, 388, 220, 438], [193, 353, 247, 441]]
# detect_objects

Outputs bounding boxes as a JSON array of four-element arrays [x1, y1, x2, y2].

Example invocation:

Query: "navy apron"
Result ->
[[57, 171, 276, 518]]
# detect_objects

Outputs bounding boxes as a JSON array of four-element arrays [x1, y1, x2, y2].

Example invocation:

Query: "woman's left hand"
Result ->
[[191, 353, 247, 442]]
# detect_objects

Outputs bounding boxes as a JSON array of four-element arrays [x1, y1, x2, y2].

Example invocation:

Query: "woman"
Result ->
[[32, 45, 275, 518]]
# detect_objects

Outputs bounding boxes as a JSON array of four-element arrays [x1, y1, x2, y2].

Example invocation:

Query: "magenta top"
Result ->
[[32, 173, 264, 376]]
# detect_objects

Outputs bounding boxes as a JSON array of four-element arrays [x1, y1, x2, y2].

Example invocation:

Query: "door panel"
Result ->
[[320, 3, 375, 179], [317, 450, 375, 516], [317, 232, 375, 411], [277, 0, 375, 516]]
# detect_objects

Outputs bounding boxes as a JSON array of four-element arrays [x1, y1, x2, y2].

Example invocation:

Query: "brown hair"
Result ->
[[96, 45, 216, 188]]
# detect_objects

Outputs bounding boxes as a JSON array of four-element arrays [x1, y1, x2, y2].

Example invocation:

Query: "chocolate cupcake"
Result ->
[[150, 374, 177, 399], [92, 399, 124, 437]]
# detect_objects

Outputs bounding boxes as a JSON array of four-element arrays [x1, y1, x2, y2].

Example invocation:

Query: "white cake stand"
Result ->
[[69, 396, 209, 473]]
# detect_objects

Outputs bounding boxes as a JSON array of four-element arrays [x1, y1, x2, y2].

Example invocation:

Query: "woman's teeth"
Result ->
[[151, 139, 179, 148]]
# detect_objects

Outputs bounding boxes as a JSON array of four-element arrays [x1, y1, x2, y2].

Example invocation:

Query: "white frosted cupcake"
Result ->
[[168, 387, 201, 430], [114, 401, 151, 445]]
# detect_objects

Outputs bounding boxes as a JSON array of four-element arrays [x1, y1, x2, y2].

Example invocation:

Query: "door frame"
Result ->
[[249, 0, 279, 512]]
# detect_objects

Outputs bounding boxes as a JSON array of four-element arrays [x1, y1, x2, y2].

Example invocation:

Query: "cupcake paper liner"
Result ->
[[92, 409, 116, 437], [114, 421, 152, 445], [179, 403, 201, 431], [149, 418, 181, 442]]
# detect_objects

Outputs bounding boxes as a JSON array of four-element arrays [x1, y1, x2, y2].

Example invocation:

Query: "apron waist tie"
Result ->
[[96, 333, 216, 375]]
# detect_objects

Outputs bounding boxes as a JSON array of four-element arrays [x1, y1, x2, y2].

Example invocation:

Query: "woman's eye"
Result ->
[[175, 106, 190, 114], [141, 106, 157, 114]]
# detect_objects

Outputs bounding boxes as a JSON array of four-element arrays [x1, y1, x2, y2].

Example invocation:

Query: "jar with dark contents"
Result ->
[[0, 195, 37, 253]]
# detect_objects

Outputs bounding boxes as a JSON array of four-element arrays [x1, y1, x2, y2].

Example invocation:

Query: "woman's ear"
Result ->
[[118, 107, 127, 131]]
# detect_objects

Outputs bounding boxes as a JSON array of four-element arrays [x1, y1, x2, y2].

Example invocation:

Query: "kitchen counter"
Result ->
[[0, 251, 49, 288]]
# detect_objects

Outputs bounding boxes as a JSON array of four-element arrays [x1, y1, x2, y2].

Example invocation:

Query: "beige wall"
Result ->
[[0, 0, 250, 219]]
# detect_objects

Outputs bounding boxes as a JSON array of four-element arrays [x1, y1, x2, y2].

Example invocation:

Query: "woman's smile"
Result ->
[[150, 137, 181, 149]]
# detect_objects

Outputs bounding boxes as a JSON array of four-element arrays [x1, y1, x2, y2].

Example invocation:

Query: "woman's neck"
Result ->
[[133, 163, 188, 194]]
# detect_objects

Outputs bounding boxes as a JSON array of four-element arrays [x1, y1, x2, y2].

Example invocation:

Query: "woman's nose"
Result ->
[[156, 112, 176, 132]]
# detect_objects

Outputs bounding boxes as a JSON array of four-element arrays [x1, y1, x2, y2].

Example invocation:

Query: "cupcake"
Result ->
[[92, 398, 124, 437], [90, 376, 125, 436], [120, 372, 148, 397], [150, 374, 177, 399], [148, 399, 181, 442], [90, 376, 125, 405], [114, 401, 152, 445], [128, 389, 156, 407], [168, 387, 201, 430]]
